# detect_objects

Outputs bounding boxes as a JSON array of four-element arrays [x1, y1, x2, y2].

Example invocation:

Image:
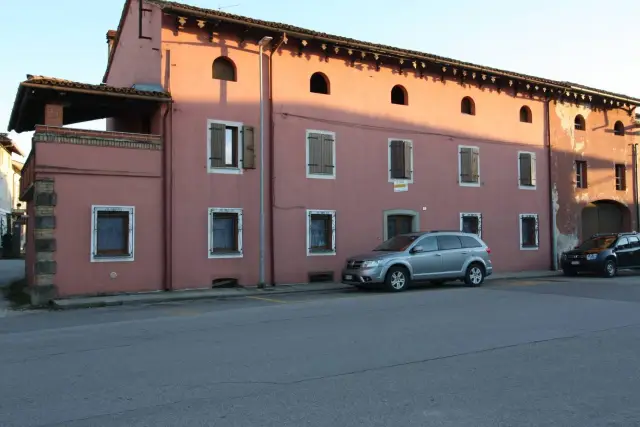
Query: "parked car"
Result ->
[[341, 231, 493, 292], [561, 232, 640, 278]]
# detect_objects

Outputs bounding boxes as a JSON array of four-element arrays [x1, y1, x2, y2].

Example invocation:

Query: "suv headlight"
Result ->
[[586, 254, 598, 261], [362, 260, 379, 268]]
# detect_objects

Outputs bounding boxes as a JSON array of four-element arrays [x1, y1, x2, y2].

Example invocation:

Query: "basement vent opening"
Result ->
[[211, 278, 239, 288], [308, 271, 334, 283]]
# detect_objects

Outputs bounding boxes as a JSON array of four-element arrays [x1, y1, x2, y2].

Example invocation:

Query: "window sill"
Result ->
[[307, 172, 336, 180], [209, 251, 243, 259], [518, 185, 537, 190], [208, 167, 242, 175], [459, 181, 481, 187], [520, 246, 539, 251], [307, 250, 336, 257], [91, 255, 135, 263]]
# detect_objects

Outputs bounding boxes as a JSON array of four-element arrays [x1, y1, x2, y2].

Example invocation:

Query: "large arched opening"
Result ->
[[581, 200, 631, 240]]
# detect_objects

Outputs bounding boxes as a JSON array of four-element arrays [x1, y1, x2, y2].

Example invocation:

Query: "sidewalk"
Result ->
[[51, 270, 561, 310]]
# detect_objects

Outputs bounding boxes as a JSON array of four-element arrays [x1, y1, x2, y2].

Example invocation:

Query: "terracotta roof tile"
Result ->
[[23, 75, 172, 99]]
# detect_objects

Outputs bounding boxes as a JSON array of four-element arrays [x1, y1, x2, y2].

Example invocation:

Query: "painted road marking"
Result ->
[[246, 296, 288, 304]]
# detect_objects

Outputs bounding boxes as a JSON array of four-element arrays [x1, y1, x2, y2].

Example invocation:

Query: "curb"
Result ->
[[51, 285, 355, 310], [48, 271, 562, 310]]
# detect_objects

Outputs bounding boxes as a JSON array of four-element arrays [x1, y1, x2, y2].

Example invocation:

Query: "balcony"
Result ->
[[20, 126, 163, 201]]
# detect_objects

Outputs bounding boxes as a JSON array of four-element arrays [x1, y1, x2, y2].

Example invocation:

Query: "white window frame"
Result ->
[[458, 144, 480, 187], [517, 150, 537, 190], [306, 209, 336, 256], [208, 207, 243, 259], [206, 119, 244, 175], [460, 212, 482, 238], [519, 213, 539, 251], [90, 205, 135, 263], [387, 138, 414, 183], [305, 129, 336, 179]]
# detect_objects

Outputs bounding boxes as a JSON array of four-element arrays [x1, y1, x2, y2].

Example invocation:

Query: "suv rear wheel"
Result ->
[[464, 263, 485, 287], [385, 266, 410, 292]]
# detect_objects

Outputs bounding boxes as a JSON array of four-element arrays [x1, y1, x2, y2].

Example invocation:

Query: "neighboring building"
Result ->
[[0, 134, 24, 243], [7, 0, 640, 303]]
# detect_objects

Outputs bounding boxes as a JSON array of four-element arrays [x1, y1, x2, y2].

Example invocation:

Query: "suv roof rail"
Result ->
[[426, 230, 464, 233]]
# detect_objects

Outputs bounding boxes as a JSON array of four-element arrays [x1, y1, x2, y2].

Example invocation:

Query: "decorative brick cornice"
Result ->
[[33, 126, 162, 151]]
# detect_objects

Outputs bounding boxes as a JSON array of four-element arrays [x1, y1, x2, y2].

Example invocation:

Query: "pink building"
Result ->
[[8, 0, 640, 303]]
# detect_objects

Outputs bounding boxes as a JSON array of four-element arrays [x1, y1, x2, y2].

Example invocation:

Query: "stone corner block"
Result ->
[[30, 284, 58, 306]]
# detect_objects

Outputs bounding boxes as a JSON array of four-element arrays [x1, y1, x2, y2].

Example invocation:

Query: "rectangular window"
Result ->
[[518, 151, 537, 189], [207, 120, 254, 173], [91, 206, 134, 262], [459, 145, 480, 186], [388, 139, 413, 181], [575, 160, 588, 188], [460, 213, 482, 237], [306, 209, 336, 256], [615, 164, 626, 191], [519, 213, 539, 250], [208, 208, 243, 258], [306, 130, 336, 178]]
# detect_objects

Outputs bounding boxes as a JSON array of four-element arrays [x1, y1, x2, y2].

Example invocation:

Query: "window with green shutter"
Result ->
[[389, 140, 412, 180], [518, 152, 536, 188], [459, 146, 480, 185], [307, 131, 335, 178]]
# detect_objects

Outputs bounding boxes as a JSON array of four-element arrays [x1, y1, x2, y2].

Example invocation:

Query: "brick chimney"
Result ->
[[106, 30, 117, 56]]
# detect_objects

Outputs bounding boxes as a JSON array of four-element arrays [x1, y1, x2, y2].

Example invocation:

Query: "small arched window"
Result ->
[[519, 106, 532, 123], [461, 97, 475, 115], [614, 121, 625, 136], [574, 114, 586, 131], [391, 85, 408, 106], [212, 56, 236, 82], [310, 72, 329, 94]]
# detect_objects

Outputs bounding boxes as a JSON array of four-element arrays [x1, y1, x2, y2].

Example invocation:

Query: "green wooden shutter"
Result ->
[[210, 123, 226, 168], [242, 126, 255, 169], [470, 148, 480, 183], [308, 133, 321, 174], [459, 147, 471, 182], [519, 153, 532, 186], [321, 134, 334, 175], [390, 140, 404, 179], [403, 142, 412, 179]]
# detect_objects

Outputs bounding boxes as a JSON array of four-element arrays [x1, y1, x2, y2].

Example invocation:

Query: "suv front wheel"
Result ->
[[602, 259, 617, 278], [385, 266, 410, 292]]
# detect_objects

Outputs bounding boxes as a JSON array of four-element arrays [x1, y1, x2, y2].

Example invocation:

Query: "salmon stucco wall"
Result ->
[[34, 138, 163, 297], [157, 17, 551, 288], [105, 0, 162, 88], [550, 103, 639, 259], [270, 44, 551, 283], [159, 19, 270, 289]]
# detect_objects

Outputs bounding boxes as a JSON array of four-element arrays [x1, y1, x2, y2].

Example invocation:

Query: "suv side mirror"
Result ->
[[410, 245, 424, 254]]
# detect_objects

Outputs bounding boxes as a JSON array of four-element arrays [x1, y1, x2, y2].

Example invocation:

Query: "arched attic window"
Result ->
[[461, 97, 475, 115], [391, 85, 408, 105], [212, 56, 236, 82], [574, 114, 586, 131], [614, 121, 625, 136], [520, 105, 532, 123], [310, 72, 330, 94]]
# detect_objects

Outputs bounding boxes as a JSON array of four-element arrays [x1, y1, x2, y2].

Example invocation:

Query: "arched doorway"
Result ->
[[581, 200, 631, 240]]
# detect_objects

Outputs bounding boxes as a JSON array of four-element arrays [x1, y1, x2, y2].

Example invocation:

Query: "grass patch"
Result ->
[[2, 278, 30, 308]]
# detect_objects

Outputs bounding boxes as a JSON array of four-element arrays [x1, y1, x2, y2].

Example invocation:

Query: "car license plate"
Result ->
[[571, 261, 580, 265], [345, 275, 353, 280]]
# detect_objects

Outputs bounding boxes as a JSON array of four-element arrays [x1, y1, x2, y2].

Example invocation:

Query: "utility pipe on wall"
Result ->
[[545, 99, 558, 270], [257, 36, 273, 288]]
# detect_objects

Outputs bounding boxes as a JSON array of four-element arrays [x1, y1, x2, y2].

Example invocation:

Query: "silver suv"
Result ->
[[341, 231, 493, 292]]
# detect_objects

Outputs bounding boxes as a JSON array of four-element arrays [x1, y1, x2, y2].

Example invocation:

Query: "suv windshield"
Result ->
[[577, 235, 617, 250], [373, 235, 419, 251]]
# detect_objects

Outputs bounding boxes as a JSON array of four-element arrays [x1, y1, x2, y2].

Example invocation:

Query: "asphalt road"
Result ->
[[2, 275, 640, 426]]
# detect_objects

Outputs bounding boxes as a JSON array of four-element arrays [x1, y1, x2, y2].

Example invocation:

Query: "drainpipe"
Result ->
[[268, 35, 286, 286], [632, 143, 639, 231], [162, 50, 173, 291], [545, 99, 558, 270]]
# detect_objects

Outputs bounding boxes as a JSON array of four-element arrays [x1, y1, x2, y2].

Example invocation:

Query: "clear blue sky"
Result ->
[[1, 0, 638, 158]]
